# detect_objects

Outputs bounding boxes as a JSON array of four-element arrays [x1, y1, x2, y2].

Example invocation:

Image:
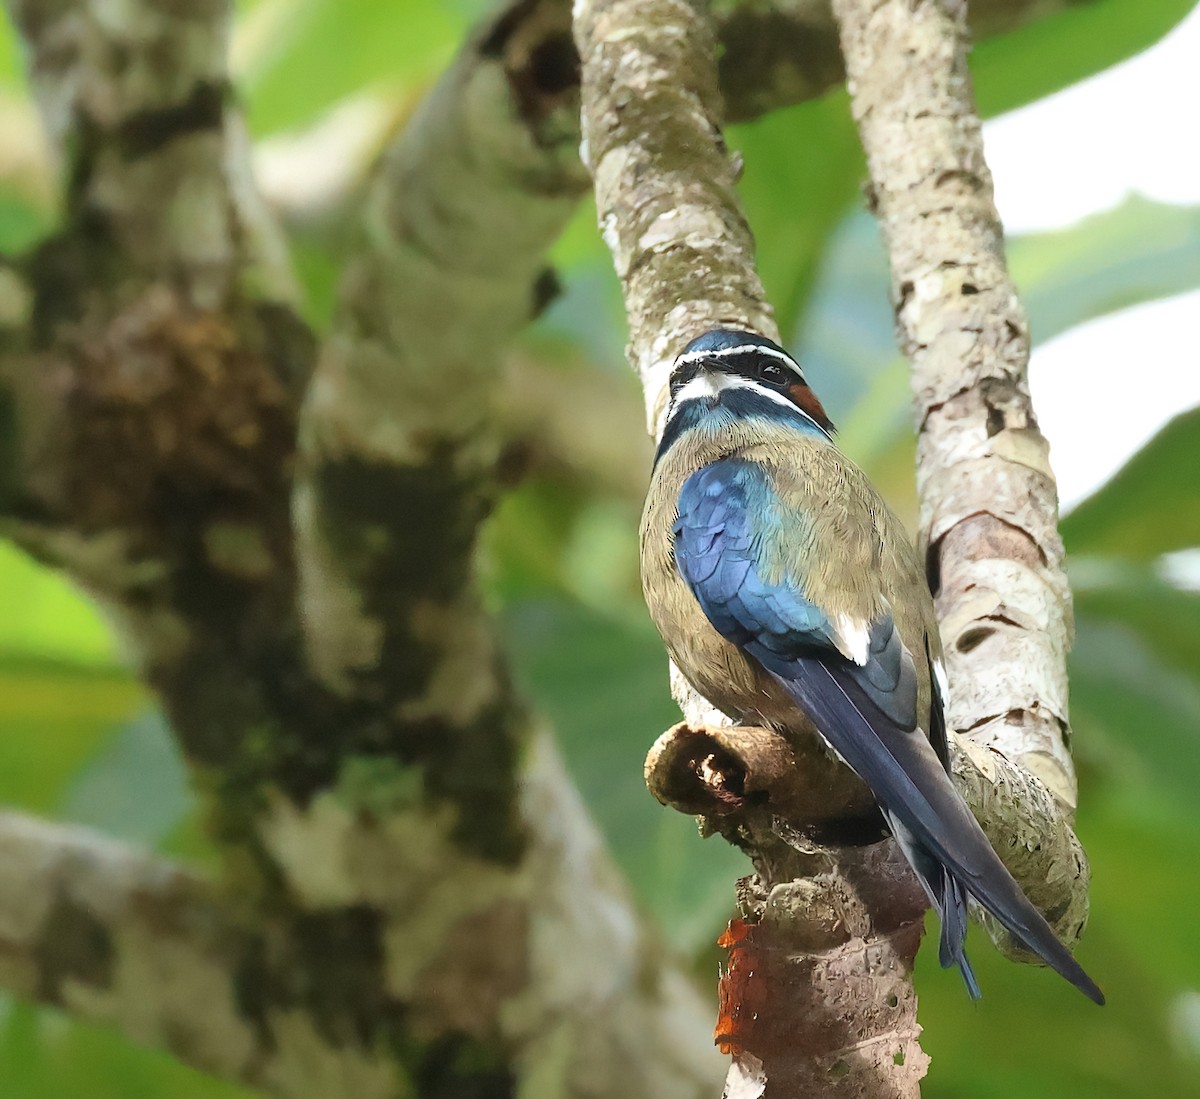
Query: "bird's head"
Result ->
[[657, 329, 835, 463]]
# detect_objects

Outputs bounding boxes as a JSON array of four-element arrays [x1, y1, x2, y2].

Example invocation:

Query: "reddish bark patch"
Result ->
[[715, 918, 768, 1056]]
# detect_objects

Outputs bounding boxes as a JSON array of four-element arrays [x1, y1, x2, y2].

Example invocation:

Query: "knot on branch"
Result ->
[[644, 721, 877, 832], [645, 722, 787, 817]]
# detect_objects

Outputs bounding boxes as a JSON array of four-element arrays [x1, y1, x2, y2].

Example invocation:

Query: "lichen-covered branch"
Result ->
[[293, 0, 587, 702], [0, 813, 268, 1086], [0, 0, 307, 604], [575, 0, 774, 442], [832, 0, 1092, 952], [0, 2, 721, 1097], [286, 5, 724, 1089]]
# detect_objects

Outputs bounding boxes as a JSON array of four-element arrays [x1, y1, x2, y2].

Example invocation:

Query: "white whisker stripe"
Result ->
[[670, 371, 798, 410], [665, 371, 829, 436]]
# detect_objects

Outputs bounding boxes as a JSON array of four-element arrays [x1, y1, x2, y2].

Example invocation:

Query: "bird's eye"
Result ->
[[758, 361, 786, 385]]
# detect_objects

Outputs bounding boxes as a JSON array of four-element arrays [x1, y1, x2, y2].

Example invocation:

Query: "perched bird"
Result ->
[[640, 328, 1103, 1004]]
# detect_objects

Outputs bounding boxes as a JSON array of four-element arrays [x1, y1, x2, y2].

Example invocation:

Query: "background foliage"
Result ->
[[1, 0, 1198, 1095]]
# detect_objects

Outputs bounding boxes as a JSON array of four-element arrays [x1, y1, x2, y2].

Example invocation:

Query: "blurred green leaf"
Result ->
[[0, 192, 50, 254], [484, 480, 589, 603], [731, 93, 864, 338], [1063, 406, 1200, 559], [536, 210, 628, 387], [0, 662, 141, 815], [484, 474, 646, 613], [1069, 617, 1200, 809], [288, 232, 344, 331], [0, 544, 118, 666], [1071, 558, 1200, 677], [0, 997, 253, 1099], [505, 600, 745, 952], [1012, 196, 1200, 343], [795, 213, 894, 419], [237, 0, 477, 135], [787, 211, 921, 528], [0, 544, 149, 827], [0, 6, 21, 90], [972, 0, 1199, 117]]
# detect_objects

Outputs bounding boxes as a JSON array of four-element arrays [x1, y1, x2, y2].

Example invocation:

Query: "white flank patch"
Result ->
[[832, 614, 871, 666], [817, 731, 854, 771], [931, 658, 950, 704]]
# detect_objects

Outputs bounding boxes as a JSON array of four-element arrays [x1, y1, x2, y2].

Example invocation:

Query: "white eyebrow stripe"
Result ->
[[674, 343, 806, 377]]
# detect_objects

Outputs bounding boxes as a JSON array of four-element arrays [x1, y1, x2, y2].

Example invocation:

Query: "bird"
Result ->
[[640, 327, 1104, 1004]]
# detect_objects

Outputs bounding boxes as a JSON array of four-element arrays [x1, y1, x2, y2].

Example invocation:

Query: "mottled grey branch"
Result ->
[[3, 0, 294, 307], [293, 0, 587, 701], [288, 4, 724, 1088], [832, 0, 1093, 957]]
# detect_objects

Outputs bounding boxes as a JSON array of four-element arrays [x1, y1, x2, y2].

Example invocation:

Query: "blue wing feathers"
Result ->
[[675, 459, 837, 660], [675, 459, 918, 724]]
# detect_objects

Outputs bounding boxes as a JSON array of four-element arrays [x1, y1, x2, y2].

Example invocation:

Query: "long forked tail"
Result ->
[[770, 658, 1105, 1005]]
